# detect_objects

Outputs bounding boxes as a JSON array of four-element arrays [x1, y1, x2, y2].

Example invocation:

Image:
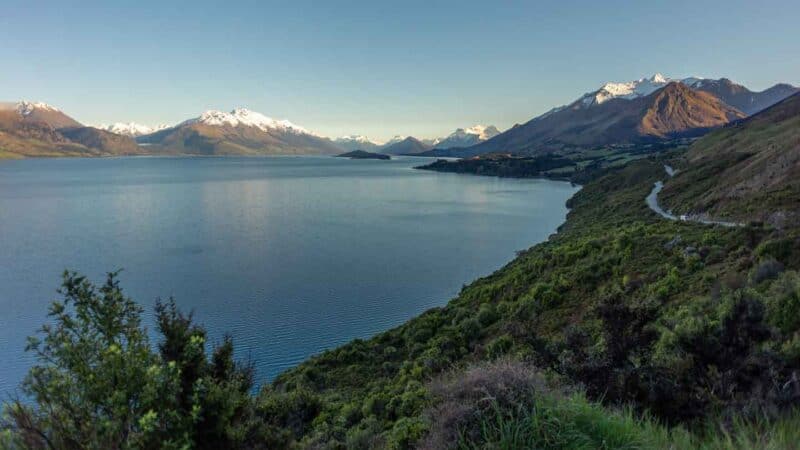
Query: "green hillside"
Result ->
[[6, 149, 800, 448]]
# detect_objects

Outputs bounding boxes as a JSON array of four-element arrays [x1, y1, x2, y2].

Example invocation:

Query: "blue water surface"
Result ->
[[0, 155, 578, 393]]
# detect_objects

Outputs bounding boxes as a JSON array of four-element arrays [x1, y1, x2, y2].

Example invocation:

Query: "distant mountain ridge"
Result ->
[[334, 135, 383, 152], [3, 74, 796, 160], [432, 125, 501, 149], [137, 108, 341, 155], [380, 136, 432, 155], [688, 78, 799, 115]]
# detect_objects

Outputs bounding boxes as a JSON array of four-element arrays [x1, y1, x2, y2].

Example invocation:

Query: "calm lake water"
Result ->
[[0, 156, 578, 393]]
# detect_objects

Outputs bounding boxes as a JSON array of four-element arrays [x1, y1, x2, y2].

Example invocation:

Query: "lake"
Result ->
[[0, 156, 578, 393]]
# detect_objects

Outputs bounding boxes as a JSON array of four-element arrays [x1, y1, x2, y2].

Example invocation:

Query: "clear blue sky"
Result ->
[[2, 0, 798, 141]]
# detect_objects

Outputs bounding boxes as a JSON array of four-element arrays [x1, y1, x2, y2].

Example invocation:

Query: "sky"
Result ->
[[2, 0, 798, 142]]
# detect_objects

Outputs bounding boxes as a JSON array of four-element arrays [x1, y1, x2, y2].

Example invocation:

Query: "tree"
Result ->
[[1, 271, 268, 449]]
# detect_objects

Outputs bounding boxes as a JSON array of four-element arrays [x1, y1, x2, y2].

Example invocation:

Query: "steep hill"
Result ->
[[431, 83, 744, 157], [137, 109, 341, 155], [661, 92, 800, 226]]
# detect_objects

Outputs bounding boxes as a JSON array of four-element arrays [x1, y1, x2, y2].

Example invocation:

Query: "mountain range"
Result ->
[[333, 135, 383, 152], [380, 137, 433, 155], [421, 75, 798, 157], [1, 74, 796, 159], [333, 126, 502, 155]]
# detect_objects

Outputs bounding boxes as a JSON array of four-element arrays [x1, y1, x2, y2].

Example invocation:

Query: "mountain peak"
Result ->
[[16, 101, 61, 116], [97, 122, 170, 137], [336, 134, 381, 144], [187, 108, 314, 135], [461, 124, 500, 140], [576, 74, 712, 108]]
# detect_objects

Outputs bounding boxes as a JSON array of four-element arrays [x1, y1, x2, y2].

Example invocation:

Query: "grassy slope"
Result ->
[[267, 154, 800, 448]]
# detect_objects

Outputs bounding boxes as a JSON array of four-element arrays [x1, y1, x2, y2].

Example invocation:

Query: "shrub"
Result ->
[[2, 272, 267, 449], [419, 360, 549, 449], [765, 271, 800, 334], [486, 335, 514, 358], [476, 304, 499, 327], [752, 258, 785, 284]]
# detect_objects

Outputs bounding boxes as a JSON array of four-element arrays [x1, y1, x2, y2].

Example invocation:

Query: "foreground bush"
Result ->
[[419, 360, 800, 450], [0, 271, 270, 449], [419, 360, 653, 450]]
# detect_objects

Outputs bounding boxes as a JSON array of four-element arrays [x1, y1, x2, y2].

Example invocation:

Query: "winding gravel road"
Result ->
[[646, 165, 743, 227]]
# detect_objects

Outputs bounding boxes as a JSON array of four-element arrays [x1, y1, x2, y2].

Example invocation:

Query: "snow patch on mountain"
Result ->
[[383, 135, 407, 146], [15, 101, 61, 116], [461, 125, 501, 140], [575, 74, 705, 107], [430, 125, 501, 149], [97, 122, 170, 137], [335, 134, 384, 146], [184, 108, 317, 136]]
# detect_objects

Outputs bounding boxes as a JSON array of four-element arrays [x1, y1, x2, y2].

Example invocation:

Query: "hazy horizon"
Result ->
[[2, 0, 798, 141]]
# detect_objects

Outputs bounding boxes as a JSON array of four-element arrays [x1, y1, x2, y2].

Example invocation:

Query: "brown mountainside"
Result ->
[[0, 103, 142, 158]]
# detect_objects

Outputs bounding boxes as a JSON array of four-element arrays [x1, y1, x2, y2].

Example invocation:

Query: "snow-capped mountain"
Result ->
[[0, 100, 82, 129], [334, 135, 383, 152], [97, 122, 170, 138], [137, 107, 340, 155], [183, 108, 316, 136], [567, 74, 798, 116], [575, 73, 705, 107], [382, 135, 407, 147], [14, 101, 62, 116], [434, 125, 501, 149]]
